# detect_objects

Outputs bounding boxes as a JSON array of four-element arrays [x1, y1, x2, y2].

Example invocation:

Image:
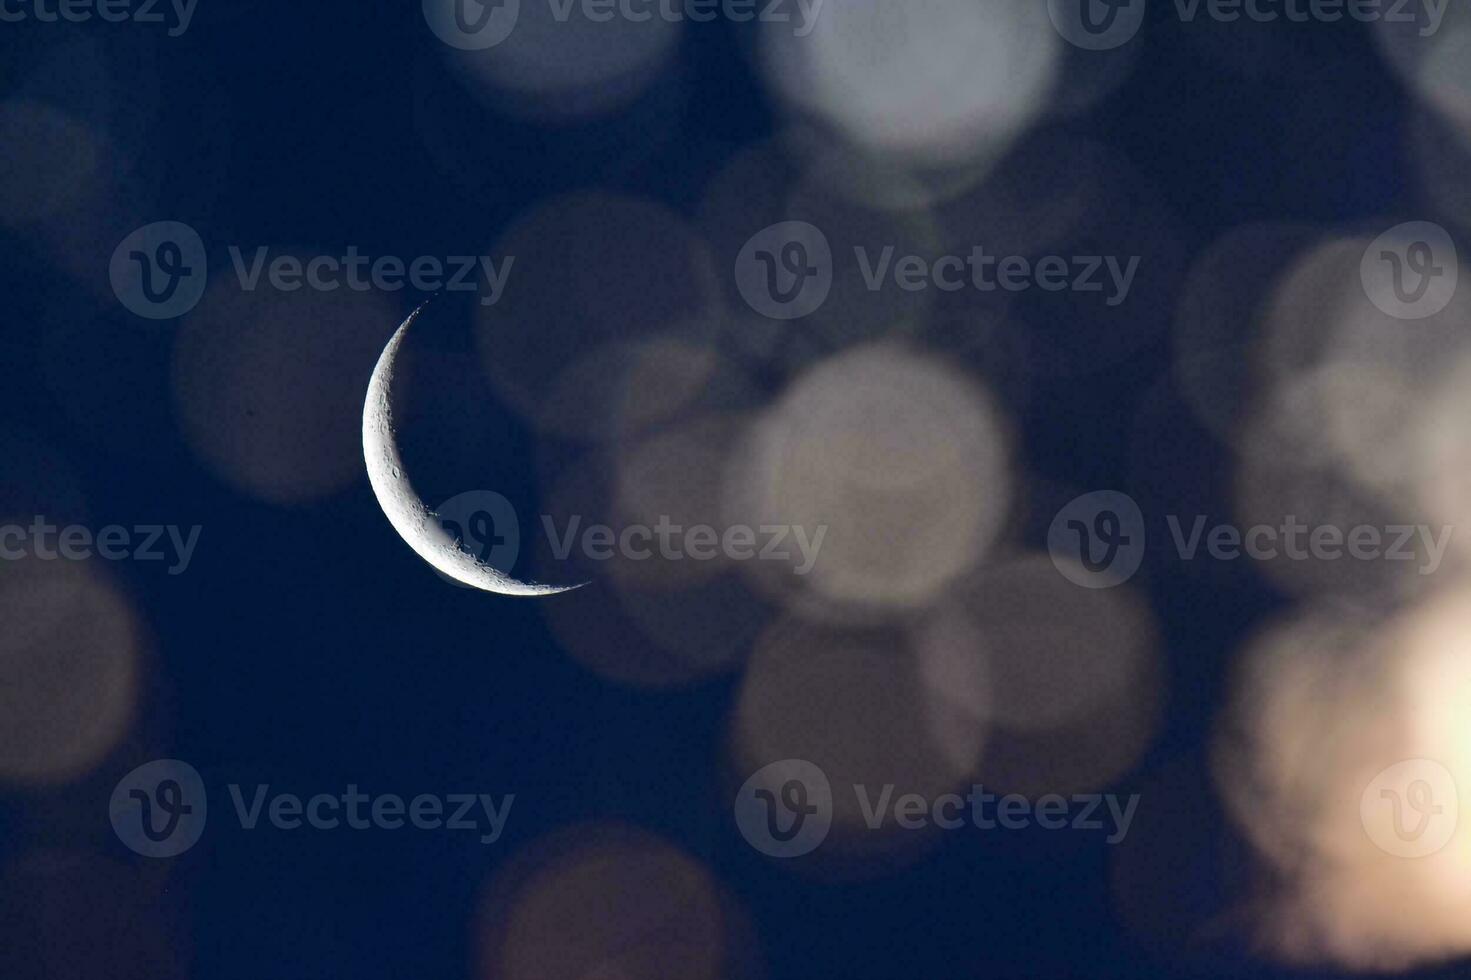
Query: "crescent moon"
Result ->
[[362, 305, 585, 597]]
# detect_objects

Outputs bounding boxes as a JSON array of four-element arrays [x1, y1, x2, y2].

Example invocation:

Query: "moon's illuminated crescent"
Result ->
[[362, 305, 584, 597]]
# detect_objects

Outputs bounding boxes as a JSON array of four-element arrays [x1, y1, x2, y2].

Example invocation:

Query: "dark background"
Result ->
[[0, 3, 1461, 978]]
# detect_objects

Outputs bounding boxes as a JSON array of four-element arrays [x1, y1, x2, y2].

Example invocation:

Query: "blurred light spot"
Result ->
[[613, 413, 749, 590], [0, 559, 140, 786], [949, 555, 1156, 731], [443, 3, 682, 122], [723, 343, 1010, 621], [1411, 109, 1471, 232], [1171, 222, 1324, 448], [0, 38, 180, 294], [780, 129, 985, 213], [784, 161, 941, 349], [730, 616, 990, 868], [1410, 355, 1471, 547], [477, 825, 756, 980], [477, 193, 720, 441], [1254, 234, 1467, 403], [541, 332, 724, 445], [912, 611, 994, 777], [535, 447, 772, 688], [1375, 5, 1471, 143], [941, 554, 1162, 796], [1231, 371, 1451, 599], [537, 570, 771, 689], [171, 277, 397, 504], [1236, 232, 1471, 594], [1265, 232, 1466, 442], [0, 101, 108, 229], [758, 0, 1059, 173], [1213, 589, 1471, 969], [697, 136, 807, 282], [696, 136, 939, 378]]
